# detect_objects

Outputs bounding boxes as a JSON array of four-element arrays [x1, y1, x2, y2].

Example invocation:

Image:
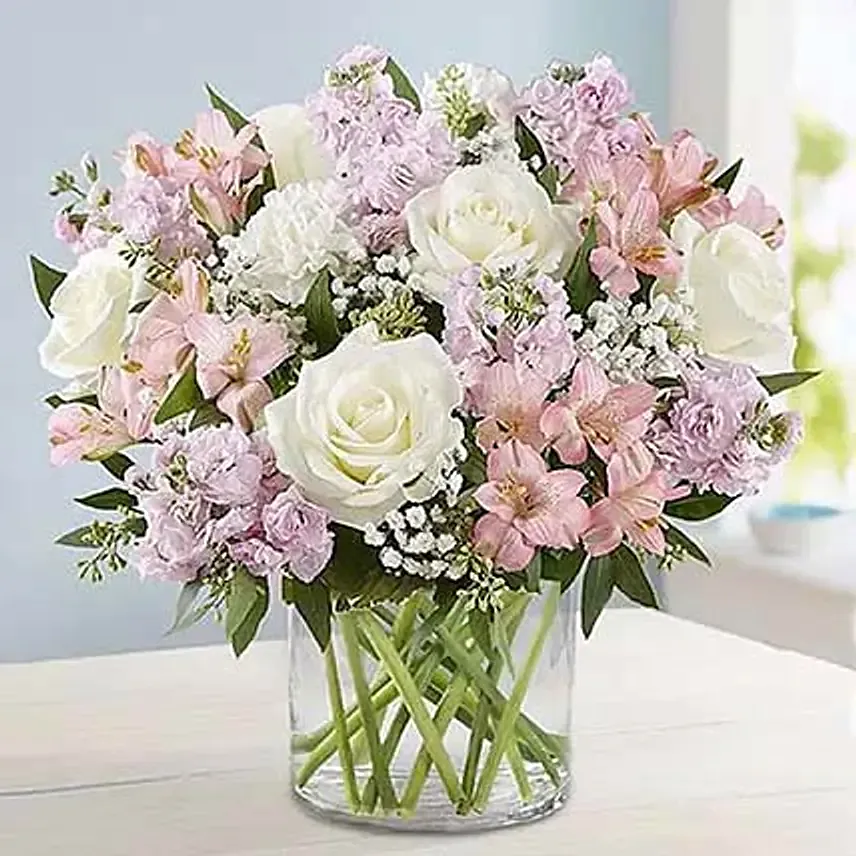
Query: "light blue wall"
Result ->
[[0, 0, 669, 661]]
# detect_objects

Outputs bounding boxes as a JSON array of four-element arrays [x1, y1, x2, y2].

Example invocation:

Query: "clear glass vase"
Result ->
[[289, 582, 576, 832]]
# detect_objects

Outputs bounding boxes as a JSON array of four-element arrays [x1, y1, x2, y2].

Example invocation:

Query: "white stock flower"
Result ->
[[38, 244, 147, 379], [221, 180, 362, 306], [264, 323, 464, 529], [668, 212, 795, 372], [423, 63, 517, 128], [404, 162, 579, 300], [253, 104, 332, 188]]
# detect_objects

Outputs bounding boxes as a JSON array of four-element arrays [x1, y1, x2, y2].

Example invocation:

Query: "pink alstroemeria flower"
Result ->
[[48, 368, 155, 466], [583, 444, 679, 557], [590, 189, 680, 299], [648, 129, 717, 218], [185, 314, 292, 431], [127, 259, 209, 390], [473, 361, 550, 452], [563, 151, 651, 214], [541, 356, 657, 465], [473, 440, 590, 571], [693, 185, 785, 250]]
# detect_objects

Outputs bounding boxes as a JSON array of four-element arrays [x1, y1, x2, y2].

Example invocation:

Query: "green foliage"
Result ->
[[540, 548, 586, 592], [664, 525, 711, 567], [30, 255, 65, 317], [154, 360, 204, 425], [74, 487, 138, 511], [796, 114, 849, 179], [205, 84, 249, 131], [565, 220, 599, 313], [514, 117, 546, 166], [536, 163, 559, 201], [711, 158, 743, 192], [225, 567, 270, 657], [664, 491, 735, 521], [384, 58, 421, 110], [100, 453, 135, 481], [304, 270, 341, 356], [56, 514, 145, 582], [758, 371, 821, 396], [283, 576, 332, 652]]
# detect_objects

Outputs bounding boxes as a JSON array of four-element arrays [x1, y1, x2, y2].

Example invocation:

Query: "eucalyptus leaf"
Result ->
[[581, 553, 616, 638], [45, 392, 99, 409], [55, 525, 96, 548], [154, 361, 204, 425], [384, 58, 420, 110], [711, 157, 743, 192], [166, 579, 206, 635], [758, 370, 821, 396], [30, 255, 65, 317], [74, 487, 138, 511], [303, 270, 340, 357], [612, 545, 658, 608], [205, 84, 249, 131]]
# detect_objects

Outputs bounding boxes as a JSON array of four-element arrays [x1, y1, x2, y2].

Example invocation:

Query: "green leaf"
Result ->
[[225, 567, 264, 641], [460, 435, 487, 486], [462, 113, 487, 139], [758, 370, 821, 396], [711, 158, 743, 192], [665, 491, 736, 522], [536, 163, 559, 202], [541, 548, 586, 592], [468, 609, 494, 661], [205, 84, 249, 131], [384, 58, 420, 110], [612, 545, 658, 608], [189, 401, 229, 430], [74, 487, 138, 511], [288, 578, 331, 652], [30, 255, 66, 317], [490, 615, 517, 679], [565, 219, 600, 313], [231, 578, 269, 658], [581, 553, 616, 639], [45, 392, 99, 409], [166, 580, 206, 635], [664, 525, 711, 567], [525, 553, 542, 593], [154, 361, 204, 425], [55, 525, 96, 548], [100, 452, 135, 481], [303, 270, 341, 357], [514, 116, 546, 165]]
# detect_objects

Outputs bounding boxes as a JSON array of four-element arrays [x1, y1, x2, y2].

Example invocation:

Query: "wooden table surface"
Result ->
[[2, 610, 855, 855]]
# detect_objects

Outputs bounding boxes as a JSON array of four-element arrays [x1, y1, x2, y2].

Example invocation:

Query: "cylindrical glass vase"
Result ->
[[289, 582, 575, 832]]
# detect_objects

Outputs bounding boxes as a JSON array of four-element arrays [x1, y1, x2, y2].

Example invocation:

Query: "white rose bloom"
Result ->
[[265, 324, 464, 529], [669, 212, 795, 372], [405, 162, 579, 300], [39, 245, 147, 379], [221, 180, 362, 306], [253, 104, 332, 188]]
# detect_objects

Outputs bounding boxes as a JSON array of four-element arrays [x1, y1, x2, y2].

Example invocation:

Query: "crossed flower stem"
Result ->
[[293, 584, 567, 817]]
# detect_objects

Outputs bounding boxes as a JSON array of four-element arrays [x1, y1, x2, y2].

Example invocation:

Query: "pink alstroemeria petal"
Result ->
[[473, 514, 534, 571]]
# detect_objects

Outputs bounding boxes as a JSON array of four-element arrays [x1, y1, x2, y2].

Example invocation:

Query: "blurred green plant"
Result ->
[[788, 113, 855, 490]]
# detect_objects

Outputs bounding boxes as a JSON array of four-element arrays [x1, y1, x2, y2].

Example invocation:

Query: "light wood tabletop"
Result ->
[[1, 609, 855, 855]]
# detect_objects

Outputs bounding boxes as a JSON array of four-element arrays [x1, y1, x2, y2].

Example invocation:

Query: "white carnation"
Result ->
[[221, 180, 363, 306]]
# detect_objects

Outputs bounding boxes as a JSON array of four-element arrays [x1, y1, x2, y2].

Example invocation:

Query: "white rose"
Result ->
[[405, 162, 579, 300], [38, 245, 146, 379], [253, 104, 332, 188], [265, 324, 464, 529], [670, 212, 795, 371], [220, 180, 362, 306]]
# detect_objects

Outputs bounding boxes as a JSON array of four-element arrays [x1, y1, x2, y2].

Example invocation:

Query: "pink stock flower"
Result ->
[[648, 129, 716, 218], [473, 361, 549, 452], [583, 444, 677, 557], [127, 259, 209, 389], [590, 190, 680, 298], [262, 486, 334, 583], [474, 440, 589, 571], [540, 357, 657, 465], [185, 313, 292, 431], [693, 186, 785, 249]]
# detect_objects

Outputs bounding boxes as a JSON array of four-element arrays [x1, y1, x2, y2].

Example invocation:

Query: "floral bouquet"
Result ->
[[33, 46, 812, 831]]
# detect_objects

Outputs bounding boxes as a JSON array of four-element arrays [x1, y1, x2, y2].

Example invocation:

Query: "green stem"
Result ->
[[399, 664, 470, 813], [359, 611, 465, 812], [323, 639, 360, 812], [340, 611, 398, 811], [506, 738, 533, 803], [472, 583, 562, 812]]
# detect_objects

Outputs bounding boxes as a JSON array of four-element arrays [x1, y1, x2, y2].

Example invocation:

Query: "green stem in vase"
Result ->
[[340, 611, 398, 811], [505, 737, 533, 803], [323, 638, 360, 812], [359, 611, 465, 812], [472, 583, 562, 813], [399, 664, 471, 813]]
